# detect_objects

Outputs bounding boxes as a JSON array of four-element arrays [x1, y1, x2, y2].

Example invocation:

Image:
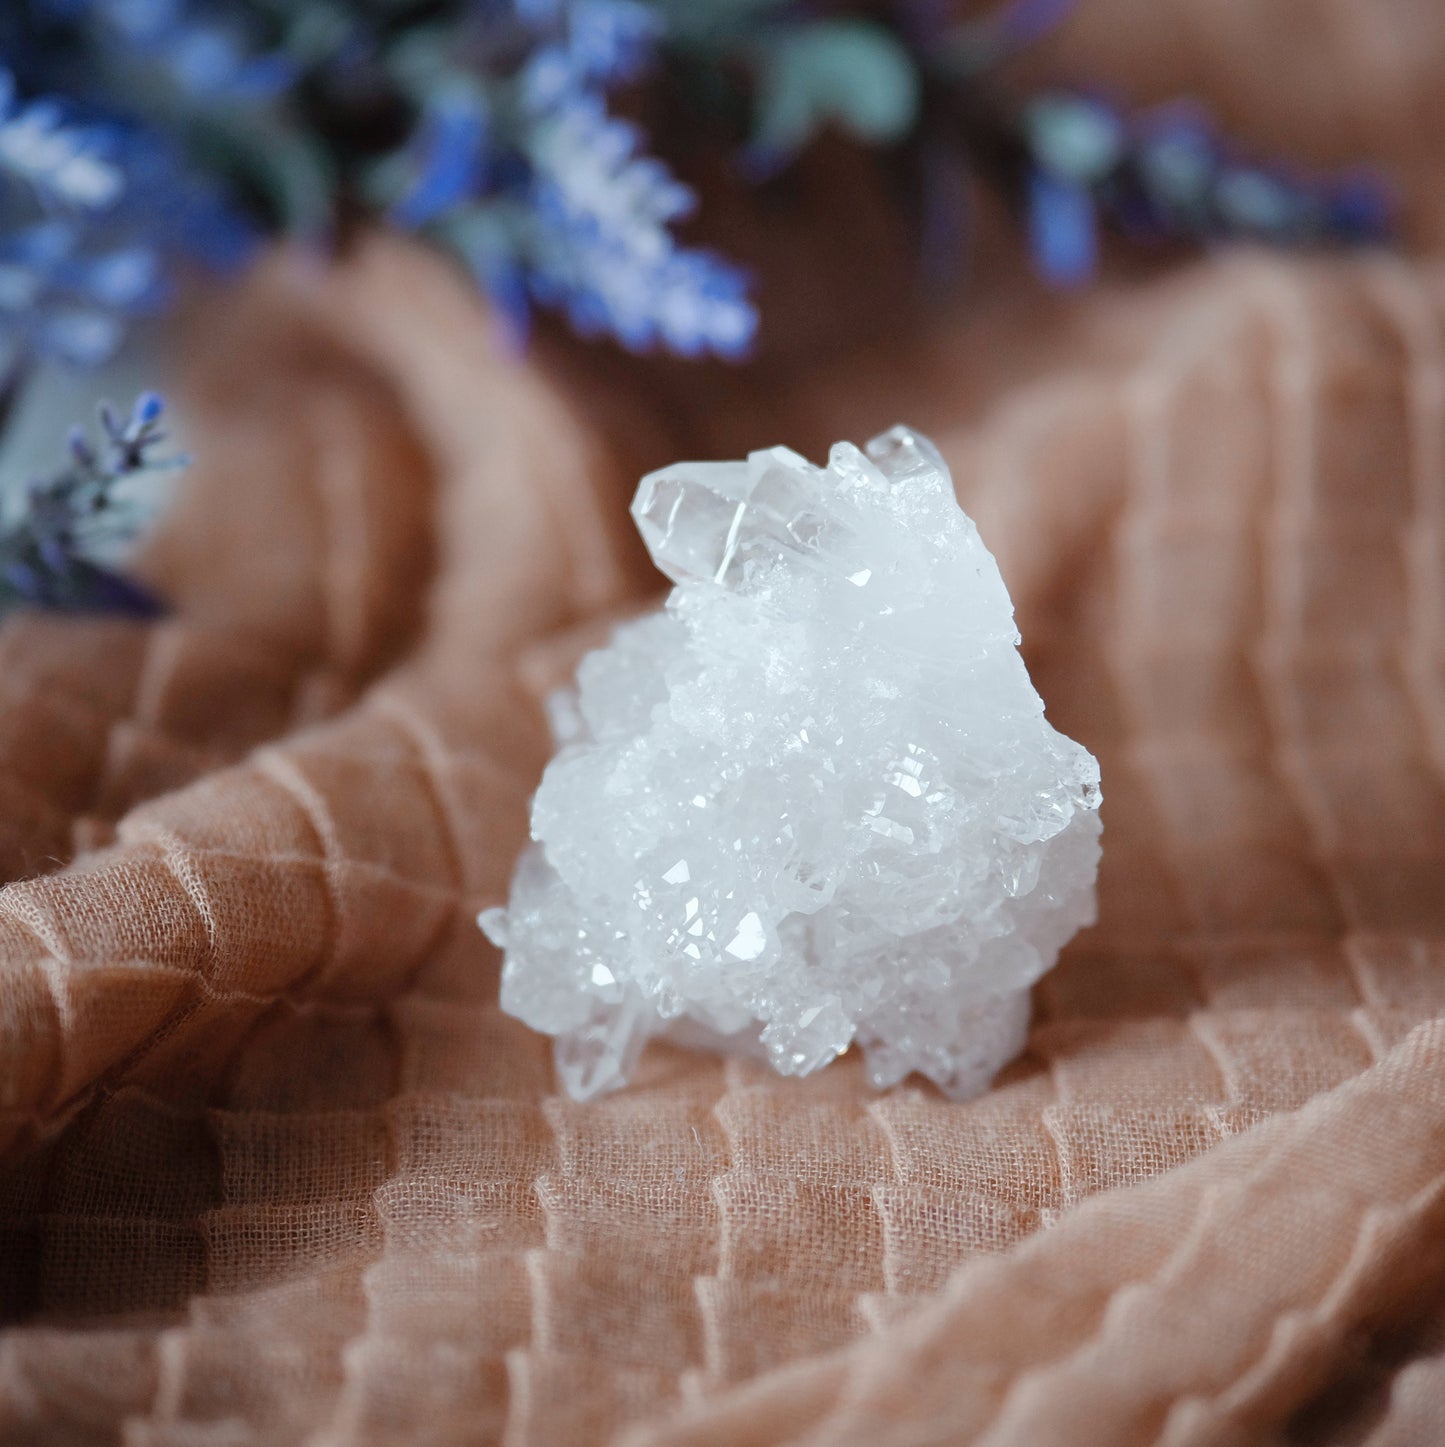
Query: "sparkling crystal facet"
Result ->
[[482, 427, 1103, 1101]]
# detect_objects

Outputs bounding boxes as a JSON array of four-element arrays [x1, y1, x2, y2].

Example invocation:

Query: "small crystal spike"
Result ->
[[482, 427, 1102, 1100]]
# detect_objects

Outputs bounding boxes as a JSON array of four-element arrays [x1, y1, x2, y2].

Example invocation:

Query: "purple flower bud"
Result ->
[[1028, 171, 1098, 287], [68, 425, 95, 467]]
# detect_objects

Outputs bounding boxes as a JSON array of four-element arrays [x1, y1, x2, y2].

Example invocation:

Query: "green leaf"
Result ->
[[748, 20, 921, 163], [1025, 96, 1126, 184], [192, 108, 338, 241]]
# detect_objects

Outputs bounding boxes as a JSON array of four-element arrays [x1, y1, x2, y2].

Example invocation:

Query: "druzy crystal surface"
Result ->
[[481, 427, 1101, 1101]]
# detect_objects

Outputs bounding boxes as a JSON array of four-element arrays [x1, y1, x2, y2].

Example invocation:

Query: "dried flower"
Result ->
[[0, 0, 1395, 370], [1020, 93, 1391, 286], [377, 7, 757, 357], [0, 62, 254, 373], [0, 391, 180, 617]]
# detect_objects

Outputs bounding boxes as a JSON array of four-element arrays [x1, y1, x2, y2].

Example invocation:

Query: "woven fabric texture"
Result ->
[[3, 2, 1445, 1441]]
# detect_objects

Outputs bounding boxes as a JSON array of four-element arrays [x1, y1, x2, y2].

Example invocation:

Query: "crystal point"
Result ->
[[484, 427, 1102, 1101]]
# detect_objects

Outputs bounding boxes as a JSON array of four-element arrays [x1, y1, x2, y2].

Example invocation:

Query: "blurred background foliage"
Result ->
[[0, 0, 1392, 370], [0, 0, 1396, 613]]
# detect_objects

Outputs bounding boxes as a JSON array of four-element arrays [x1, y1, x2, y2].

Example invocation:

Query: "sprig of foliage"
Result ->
[[0, 2, 1394, 618], [0, 0, 1393, 380], [11, 0, 759, 360], [1011, 91, 1388, 287], [371, 8, 757, 355], [0, 47, 253, 378], [707, 1, 1391, 288], [0, 391, 179, 616]]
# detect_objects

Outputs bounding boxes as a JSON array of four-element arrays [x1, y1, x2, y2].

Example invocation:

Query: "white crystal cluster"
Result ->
[[481, 426, 1101, 1101]]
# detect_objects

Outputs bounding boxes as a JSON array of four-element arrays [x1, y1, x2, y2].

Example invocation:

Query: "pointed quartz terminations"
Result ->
[[480, 426, 1102, 1101]]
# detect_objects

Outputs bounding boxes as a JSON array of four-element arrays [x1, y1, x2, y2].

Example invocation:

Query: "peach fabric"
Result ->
[[4, 2, 1445, 1441]]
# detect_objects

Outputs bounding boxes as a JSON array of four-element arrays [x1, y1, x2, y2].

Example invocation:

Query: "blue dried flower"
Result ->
[[381, 7, 757, 359], [522, 94, 754, 356], [0, 65, 256, 373], [0, 0, 1395, 370], [0, 74, 158, 368], [0, 71, 123, 208], [1027, 169, 1098, 286], [389, 89, 493, 232], [522, 0, 662, 102], [0, 390, 180, 616], [1021, 92, 1392, 286]]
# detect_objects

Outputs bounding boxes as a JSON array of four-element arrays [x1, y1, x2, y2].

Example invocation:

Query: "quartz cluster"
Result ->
[[481, 426, 1101, 1101]]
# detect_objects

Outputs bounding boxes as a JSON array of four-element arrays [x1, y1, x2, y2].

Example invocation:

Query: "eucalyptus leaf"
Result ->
[[748, 20, 919, 168], [194, 109, 338, 240], [1026, 95, 1124, 184]]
